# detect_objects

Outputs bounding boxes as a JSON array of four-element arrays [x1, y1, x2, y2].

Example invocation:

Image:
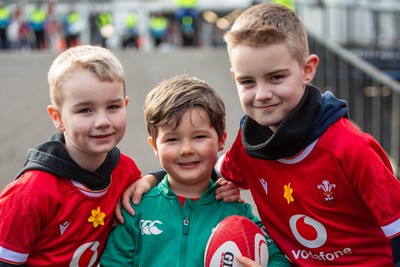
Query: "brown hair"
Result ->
[[144, 74, 226, 141], [224, 3, 309, 65]]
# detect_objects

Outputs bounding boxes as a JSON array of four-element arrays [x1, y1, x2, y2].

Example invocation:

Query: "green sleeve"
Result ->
[[266, 240, 292, 267], [100, 209, 136, 266], [243, 205, 291, 267]]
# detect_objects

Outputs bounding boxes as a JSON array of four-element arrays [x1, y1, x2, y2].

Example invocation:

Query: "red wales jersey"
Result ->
[[0, 154, 141, 266], [217, 118, 400, 266]]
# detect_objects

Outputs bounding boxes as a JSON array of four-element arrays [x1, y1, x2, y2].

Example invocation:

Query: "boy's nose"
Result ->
[[94, 112, 111, 128], [180, 140, 194, 155], [255, 85, 273, 101]]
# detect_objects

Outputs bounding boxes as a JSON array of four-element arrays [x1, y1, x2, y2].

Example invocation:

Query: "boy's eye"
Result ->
[[271, 75, 284, 82], [195, 135, 207, 139], [78, 108, 92, 113], [108, 105, 120, 110], [239, 79, 254, 85], [166, 137, 178, 142]]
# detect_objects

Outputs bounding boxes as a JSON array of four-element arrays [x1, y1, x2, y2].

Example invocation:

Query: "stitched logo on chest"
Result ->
[[313, 177, 341, 206], [140, 220, 163, 235]]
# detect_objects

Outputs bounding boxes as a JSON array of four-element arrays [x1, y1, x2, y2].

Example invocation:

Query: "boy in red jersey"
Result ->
[[218, 3, 400, 266], [123, 3, 400, 266], [0, 45, 142, 266]]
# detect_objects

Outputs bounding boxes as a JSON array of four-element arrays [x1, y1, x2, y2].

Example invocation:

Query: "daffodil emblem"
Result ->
[[284, 183, 294, 204], [88, 207, 105, 228]]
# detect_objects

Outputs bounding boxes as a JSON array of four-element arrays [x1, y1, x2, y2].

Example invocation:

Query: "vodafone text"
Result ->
[[292, 247, 352, 261]]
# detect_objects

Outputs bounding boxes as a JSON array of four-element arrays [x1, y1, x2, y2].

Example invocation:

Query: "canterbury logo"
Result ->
[[140, 220, 163, 235]]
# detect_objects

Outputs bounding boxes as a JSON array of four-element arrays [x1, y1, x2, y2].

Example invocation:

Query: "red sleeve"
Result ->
[[340, 128, 400, 235], [0, 171, 59, 257], [217, 129, 249, 189]]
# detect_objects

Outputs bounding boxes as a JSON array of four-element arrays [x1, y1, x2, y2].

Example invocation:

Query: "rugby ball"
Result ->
[[204, 215, 268, 267]]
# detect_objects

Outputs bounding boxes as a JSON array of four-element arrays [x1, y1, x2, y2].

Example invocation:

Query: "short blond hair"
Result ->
[[47, 45, 125, 108], [144, 74, 226, 142], [224, 3, 309, 65]]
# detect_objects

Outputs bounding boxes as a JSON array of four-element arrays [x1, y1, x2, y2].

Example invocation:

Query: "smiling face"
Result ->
[[230, 43, 318, 132], [48, 69, 127, 171], [149, 107, 226, 198]]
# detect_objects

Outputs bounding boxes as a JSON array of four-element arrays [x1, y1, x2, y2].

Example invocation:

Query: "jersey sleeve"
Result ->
[[216, 129, 249, 189], [342, 132, 400, 238], [0, 171, 59, 264]]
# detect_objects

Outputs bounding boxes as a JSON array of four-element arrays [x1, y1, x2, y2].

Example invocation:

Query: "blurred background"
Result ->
[[0, 0, 399, 191], [0, 0, 399, 55]]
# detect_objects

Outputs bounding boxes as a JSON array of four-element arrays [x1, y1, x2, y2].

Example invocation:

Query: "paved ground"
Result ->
[[0, 48, 257, 212]]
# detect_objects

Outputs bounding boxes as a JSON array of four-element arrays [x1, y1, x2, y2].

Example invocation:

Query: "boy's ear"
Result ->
[[147, 136, 159, 157], [47, 105, 64, 131], [218, 131, 227, 152], [303, 54, 319, 84], [230, 67, 235, 78], [125, 96, 129, 107]]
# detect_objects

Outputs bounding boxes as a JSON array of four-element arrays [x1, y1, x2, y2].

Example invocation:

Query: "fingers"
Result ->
[[131, 188, 143, 206], [114, 200, 125, 224], [215, 177, 228, 187], [122, 187, 136, 216], [235, 255, 261, 267], [215, 180, 241, 202]]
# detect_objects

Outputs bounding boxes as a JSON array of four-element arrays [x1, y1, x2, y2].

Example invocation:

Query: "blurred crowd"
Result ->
[[0, 0, 202, 52]]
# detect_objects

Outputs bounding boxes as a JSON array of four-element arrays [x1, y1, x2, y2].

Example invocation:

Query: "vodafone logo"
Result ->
[[69, 241, 99, 267], [289, 215, 327, 248]]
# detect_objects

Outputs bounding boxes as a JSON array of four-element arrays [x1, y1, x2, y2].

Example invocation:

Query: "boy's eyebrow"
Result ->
[[72, 98, 124, 107], [267, 68, 290, 75], [235, 68, 289, 80]]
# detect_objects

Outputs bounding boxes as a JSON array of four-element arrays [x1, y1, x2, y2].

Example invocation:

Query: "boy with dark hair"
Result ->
[[100, 74, 290, 266]]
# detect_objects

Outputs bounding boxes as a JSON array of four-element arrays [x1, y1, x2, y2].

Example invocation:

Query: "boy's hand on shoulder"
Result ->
[[235, 255, 261, 267], [215, 178, 243, 203], [116, 174, 159, 223]]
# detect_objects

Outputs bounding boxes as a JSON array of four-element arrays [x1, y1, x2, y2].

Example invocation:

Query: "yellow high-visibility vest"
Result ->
[[176, 0, 197, 9], [272, 0, 296, 12], [125, 13, 138, 29]]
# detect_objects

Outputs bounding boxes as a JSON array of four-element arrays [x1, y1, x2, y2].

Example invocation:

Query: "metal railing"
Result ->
[[308, 32, 400, 178]]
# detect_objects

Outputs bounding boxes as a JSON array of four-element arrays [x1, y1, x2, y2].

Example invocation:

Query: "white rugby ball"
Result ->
[[204, 215, 269, 267]]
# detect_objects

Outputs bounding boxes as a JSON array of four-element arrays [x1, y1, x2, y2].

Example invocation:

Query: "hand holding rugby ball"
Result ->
[[204, 215, 269, 267]]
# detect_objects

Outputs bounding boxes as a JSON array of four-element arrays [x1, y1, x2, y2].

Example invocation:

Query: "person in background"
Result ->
[[0, 0, 11, 49], [100, 74, 290, 266], [121, 11, 139, 49], [28, 3, 47, 49], [62, 7, 82, 48], [149, 12, 169, 48], [175, 0, 198, 46], [95, 10, 113, 47]]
